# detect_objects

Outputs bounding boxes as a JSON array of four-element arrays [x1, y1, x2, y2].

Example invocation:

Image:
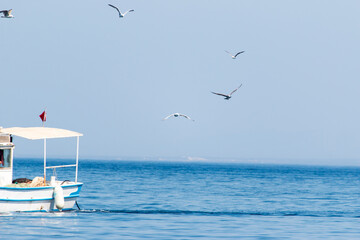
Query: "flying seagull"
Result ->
[[211, 84, 243, 100], [163, 113, 195, 121], [225, 50, 245, 59], [0, 9, 14, 18], [108, 4, 134, 18]]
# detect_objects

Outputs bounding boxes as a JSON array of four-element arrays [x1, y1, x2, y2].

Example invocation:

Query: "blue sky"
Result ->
[[1, 1, 360, 165]]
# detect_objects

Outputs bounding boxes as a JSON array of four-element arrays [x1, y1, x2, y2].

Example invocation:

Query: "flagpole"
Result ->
[[42, 117, 45, 185], [39, 109, 47, 185]]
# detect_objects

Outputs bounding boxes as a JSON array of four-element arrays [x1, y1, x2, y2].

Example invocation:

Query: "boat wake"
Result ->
[[76, 209, 360, 218]]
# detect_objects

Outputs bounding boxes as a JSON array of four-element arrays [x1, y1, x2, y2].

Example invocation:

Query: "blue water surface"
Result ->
[[1, 159, 360, 239]]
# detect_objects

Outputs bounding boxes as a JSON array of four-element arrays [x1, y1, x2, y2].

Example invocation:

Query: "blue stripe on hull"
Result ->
[[0, 195, 79, 202]]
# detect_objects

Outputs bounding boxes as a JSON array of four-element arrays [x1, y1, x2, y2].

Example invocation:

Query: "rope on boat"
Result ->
[[61, 180, 70, 185], [75, 201, 81, 210]]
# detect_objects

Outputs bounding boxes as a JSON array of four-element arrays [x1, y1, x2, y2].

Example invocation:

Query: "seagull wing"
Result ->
[[163, 113, 175, 120], [229, 84, 242, 96], [224, 50, 234, 57], [211, 91, 228, 97], [234, 51, 245, 57], [123, 9, 134, 16], [108, 4, 122, 16], [179, 114, 194, 121]]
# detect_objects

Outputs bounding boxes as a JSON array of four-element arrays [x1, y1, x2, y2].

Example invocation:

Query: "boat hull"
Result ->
[[0, 183, 82, 212]]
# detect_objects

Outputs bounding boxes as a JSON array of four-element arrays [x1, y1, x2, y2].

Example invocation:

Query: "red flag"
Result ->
[[39, 111, 46, 122]]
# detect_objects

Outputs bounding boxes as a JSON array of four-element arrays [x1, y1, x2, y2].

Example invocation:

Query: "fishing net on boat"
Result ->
[[29, 177, 45, 187], [12, 178, 32, 184], [5, 183, 31, 188], [5, 176, 46, 187]]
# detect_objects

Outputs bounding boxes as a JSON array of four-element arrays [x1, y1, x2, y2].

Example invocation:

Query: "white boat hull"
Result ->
[[0, 182, 82, 212]]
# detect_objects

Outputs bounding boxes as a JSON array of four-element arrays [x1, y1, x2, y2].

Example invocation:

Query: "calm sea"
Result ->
[[1, 159, 360, 239]]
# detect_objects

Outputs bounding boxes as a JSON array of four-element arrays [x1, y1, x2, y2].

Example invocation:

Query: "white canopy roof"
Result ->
[[0, 127, 83, 140]]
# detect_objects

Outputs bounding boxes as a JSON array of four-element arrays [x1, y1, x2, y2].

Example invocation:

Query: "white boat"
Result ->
[[0, 127, 83, 212]]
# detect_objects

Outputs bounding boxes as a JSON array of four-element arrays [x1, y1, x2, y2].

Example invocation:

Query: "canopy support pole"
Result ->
[[75, 136, 79, 183], [43, 138, 47, 186]]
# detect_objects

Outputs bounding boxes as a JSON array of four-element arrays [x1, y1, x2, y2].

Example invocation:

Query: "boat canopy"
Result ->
[[0, 127, 83, 140], [0, 127, 83, 183]]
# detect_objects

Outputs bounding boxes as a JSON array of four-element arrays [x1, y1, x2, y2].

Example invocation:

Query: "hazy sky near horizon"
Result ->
[[1, 1, 360, 165]]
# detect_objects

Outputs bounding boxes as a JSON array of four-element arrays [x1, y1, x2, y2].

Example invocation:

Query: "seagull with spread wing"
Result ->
[[211, 84, 243, 100], [0, 9, 14, 18], [163, 113, 195, 121], [225, 50, 244, 59], [108, 4, 134, 18]]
